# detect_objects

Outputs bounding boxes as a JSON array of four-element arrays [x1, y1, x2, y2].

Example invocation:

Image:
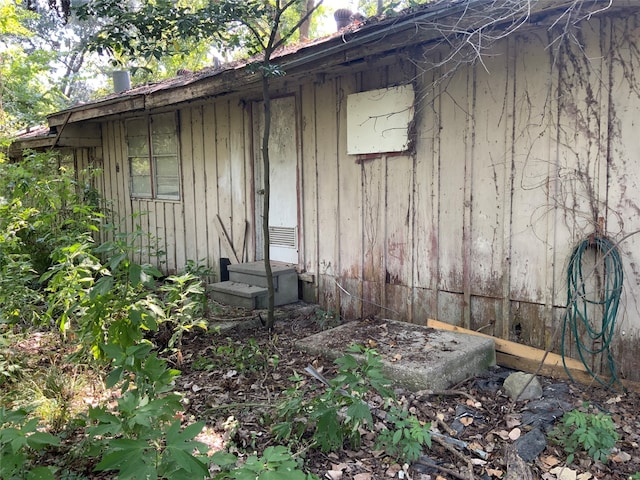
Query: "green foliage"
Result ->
[[194, 337, 278, 372], [274, 344, 398, 452], [314, 309, 341, 330], [549, 405, 618, 464], [43, 223, 167, 357], [0, 3, 66, 134], [0, 152, 102, 325], [0, 151, 213, 479], [0, 333, 24, 385], [160, 271, 208, 352], [0, 407, 60, 480], [21, 366, 84, 432], [375, 405, 431, 462], [76, 0, 329, 69], [212, 445, 319, 480], [86, 342, 209, 479]]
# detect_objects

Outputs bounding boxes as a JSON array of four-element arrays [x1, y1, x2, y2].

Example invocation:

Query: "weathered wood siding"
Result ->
[[94, 11, 640, 379], [298, 15, 640, 378], [99, 99, 254, 276]]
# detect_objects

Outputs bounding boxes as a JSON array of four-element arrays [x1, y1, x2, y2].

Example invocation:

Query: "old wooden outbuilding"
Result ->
[[12, 0, 640, 381]]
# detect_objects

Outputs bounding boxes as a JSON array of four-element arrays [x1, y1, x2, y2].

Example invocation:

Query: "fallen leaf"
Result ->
[[460, 416, 474, 427], [577, 473, 592, 480], [391, 353, 402, 362], [325, 471, 342, 480], [605, 395, 622, 404], [471, 458, 487, 466], [550, 466, 577, 480], [368, 339, 378, 348], [612, 451, 631, 463], [496, 429, 510, 440], [385, 464, 401, 477], [540, 455, 560, 469], [353, 474, 372, 480], [508, 427, 521, 441], [485, 468, 503, 478], [468, 441, 484, 452], [505, 414, 522, 429]]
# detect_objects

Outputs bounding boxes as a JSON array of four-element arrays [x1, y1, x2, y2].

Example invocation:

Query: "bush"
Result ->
[[549, 405, 618, 464]]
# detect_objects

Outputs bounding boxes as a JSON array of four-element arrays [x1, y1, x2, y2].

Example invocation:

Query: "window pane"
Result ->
[[127, 118, 149, 156], [151, 114, 177, 156], [155, 155, 179, 198], [131, 175, 152, 196], [152, 133, 176, 156], [130, 157, 152, 196], [130, 157, 150, 176], [151, 113, 176, 135]]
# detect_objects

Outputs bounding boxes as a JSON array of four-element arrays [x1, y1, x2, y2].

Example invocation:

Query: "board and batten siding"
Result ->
[[99, 99, 254, 276], [298, 14, 640, 378], [94, 11, 640, 379]]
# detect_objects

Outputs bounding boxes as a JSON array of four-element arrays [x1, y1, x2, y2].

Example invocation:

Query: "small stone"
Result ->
[[503, 372, 543, 401], [515, 428, 547, 462]]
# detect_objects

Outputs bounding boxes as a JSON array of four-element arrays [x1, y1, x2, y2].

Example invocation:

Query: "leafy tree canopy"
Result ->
[[0, 0, 67, 137]]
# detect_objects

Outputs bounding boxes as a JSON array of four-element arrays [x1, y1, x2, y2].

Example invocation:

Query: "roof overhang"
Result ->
[[43, 0, 631, 127]]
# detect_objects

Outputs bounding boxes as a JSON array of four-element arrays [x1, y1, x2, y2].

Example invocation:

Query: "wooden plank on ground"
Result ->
[[426, 318, 640, 392]]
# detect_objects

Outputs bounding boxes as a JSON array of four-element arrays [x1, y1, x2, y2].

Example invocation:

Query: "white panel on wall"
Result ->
[[347, 84, 415, 155]]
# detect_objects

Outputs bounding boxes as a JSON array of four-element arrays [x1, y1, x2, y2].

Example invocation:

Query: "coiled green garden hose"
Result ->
[[563, 235, 624, 389]]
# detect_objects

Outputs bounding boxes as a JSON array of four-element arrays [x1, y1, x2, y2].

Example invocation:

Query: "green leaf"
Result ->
[[90, 275, 114, 299], [263, 445, 291, 462], [129, 263, 143, 286], [26, 431, 61, 450], [345, 399, 373, 428], [392, 428, 403, 445], [105, 366, 124, 389], [108, 252, 128, 270], [164, 446, 208, 475], [26, 466, 56, 480], [211, 450, 238, 468], [261, 471, 306, 480]]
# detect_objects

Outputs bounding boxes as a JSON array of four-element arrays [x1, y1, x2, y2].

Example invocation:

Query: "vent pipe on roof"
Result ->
[[112, 70, 131, 93], [334, 8, 353, 30]]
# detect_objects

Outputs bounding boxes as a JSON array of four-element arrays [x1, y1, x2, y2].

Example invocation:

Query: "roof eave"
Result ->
[[47, 0, 626, 126]]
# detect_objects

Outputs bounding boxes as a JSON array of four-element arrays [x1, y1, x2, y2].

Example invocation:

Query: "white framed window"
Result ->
[[126, 113, 180, 200]]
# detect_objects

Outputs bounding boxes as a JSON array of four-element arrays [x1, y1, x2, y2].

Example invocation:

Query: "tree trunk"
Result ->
[[299, 0, 315, 41], [261, 66, 275, 331]]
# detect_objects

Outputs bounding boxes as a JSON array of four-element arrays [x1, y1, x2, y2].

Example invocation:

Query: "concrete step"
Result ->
[[229, 261, 296, 286], [224, 261, 299, 307], [211, 262, 300, 308], [210, 281, 268, 310]]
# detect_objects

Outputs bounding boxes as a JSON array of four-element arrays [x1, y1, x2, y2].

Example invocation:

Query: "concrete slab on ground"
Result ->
[[297, 318, 496, 392]]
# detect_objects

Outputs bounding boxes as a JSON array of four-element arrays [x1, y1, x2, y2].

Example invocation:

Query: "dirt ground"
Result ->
[[174, 302, 640, 480]]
